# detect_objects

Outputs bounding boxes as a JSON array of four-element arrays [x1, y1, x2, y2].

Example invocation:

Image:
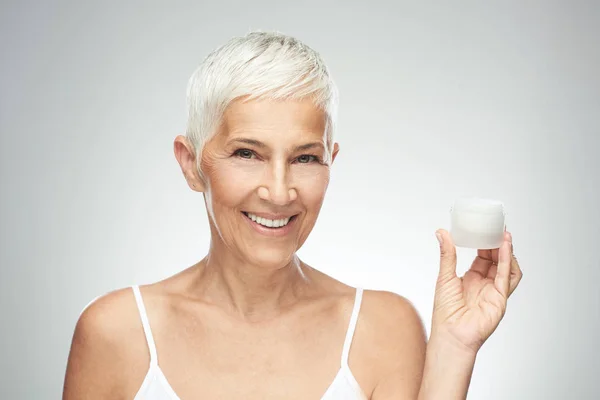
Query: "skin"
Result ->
[[417, 229, 523, 399], [62, 96, 523, 400], [62, 97, 428, 399]]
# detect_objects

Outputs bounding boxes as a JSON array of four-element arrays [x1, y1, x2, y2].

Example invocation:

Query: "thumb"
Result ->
[[436, 229, 457, 280]]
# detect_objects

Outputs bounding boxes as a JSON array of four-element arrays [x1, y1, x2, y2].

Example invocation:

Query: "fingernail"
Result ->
[[435, 232, 443, 245]]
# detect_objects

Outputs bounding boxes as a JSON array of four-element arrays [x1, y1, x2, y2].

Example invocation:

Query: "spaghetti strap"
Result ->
[[340, 287, 363, 368], [131, 285, 158, 365]]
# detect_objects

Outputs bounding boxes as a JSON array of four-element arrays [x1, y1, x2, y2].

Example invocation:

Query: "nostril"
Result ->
[[257, 187, 269, 200], [256, 186, 297, 208], [288, 188, 298, 201]]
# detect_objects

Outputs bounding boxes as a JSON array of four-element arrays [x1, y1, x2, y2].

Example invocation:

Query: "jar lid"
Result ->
[[451, 197, 505, 215]]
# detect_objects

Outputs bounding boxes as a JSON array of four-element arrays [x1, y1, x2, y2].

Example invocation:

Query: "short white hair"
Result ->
[[185, 30, 339, 173]]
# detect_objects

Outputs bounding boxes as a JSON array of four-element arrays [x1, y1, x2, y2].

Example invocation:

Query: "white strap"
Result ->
[[341, 288, 363, 368], [131, 285, 158, 365]]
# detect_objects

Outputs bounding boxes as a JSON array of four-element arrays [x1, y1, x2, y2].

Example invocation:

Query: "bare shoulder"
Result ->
[[357, 289, 427, 399], [360, 289, 426, 338], [76, 287, 140, 338], [63, 286, 147, 399]]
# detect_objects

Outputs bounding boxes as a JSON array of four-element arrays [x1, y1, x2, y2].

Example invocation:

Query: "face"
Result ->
[[175, 97, 339, 269]]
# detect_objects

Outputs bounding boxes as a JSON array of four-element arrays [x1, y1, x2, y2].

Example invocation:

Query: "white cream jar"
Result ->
[[449, 197, 506, 249]]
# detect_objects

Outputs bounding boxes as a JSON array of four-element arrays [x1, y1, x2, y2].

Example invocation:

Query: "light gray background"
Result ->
[[1, 1, 599, 399]]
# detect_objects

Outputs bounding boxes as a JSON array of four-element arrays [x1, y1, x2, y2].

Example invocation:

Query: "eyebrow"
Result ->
[[229, 138, 325, 152]]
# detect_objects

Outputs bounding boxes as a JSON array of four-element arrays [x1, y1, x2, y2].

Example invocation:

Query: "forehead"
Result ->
[[221, 97, 327, 139]]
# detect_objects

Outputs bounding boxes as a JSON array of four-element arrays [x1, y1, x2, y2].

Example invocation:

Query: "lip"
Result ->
[[242, 212, 298, 237]]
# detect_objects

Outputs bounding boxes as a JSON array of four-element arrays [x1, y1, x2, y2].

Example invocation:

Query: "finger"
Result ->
[[478, 247, 499, 264], [494, 231, 512, 298], [470, 256, 494, 277], [436, 229, 457, 281], [487, 262, 498, 280], [477, 248, 492, 261], [508, 243, 523, 296]]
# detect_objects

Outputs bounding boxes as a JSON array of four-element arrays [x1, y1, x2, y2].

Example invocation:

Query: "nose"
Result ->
[[257, 162, 297, 206]]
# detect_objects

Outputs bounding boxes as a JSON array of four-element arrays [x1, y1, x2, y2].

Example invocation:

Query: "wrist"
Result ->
[[428, 329, 480, 360], [418, 331, 478, 400]]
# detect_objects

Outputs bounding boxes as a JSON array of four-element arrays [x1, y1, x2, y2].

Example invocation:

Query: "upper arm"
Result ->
[[366, 291, 427, 400], [62, 290, 132, 399]]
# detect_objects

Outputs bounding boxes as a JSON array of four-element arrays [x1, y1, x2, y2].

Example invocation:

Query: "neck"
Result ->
[[191, 240, 311, 322]]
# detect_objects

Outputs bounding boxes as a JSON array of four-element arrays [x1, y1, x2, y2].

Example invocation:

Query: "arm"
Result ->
[[62, 290, 131, 399], [415, 228, 521, 400], [414, 228, 522, 400], [417, 333, 477, 400], [368, 292, 427, 400]]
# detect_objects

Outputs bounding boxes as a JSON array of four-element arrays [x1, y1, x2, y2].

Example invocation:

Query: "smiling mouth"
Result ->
[[242, 212, 298, 229]]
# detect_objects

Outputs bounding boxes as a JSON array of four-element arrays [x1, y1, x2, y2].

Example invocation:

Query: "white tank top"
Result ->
[[131, 285, 368, 399]]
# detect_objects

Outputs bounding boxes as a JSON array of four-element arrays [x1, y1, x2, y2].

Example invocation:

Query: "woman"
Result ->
[[63, 31, 523, 399]]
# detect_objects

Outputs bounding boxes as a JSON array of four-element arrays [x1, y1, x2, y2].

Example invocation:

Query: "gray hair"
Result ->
[[185, 31, 339, 175]]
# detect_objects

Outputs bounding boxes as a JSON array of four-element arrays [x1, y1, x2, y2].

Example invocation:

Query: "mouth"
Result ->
[[242, 212, 299, 229]]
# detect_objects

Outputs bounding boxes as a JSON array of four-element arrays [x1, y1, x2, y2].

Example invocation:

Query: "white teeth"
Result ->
[[245, 213, 291, 228]]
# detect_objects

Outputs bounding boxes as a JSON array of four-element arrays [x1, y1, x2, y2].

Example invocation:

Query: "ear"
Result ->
[[331, 142, 340, 164], [173, 135, 206, 192]]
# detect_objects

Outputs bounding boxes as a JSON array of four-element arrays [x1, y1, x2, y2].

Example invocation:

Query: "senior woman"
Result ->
[[63, 31, 522, 399]]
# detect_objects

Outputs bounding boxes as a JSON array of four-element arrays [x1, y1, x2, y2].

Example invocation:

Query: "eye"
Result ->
[[233, 149, 255, 159], [297, 154, 320, 164]]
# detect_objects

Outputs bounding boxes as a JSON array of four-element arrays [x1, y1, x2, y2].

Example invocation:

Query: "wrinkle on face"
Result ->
[[198, 97, 336, 271]]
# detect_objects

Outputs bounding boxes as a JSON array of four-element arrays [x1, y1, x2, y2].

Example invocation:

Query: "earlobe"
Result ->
[[174, 135, 207, 192], [188, 169, 207, 192]]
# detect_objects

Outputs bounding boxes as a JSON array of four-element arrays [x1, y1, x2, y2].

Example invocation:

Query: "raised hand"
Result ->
[[430, 229, 523, 353]]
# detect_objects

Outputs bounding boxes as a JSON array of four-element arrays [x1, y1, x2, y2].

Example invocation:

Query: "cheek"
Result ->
[[293, 167, 330, 207], [210, 169, 254, 208], [202, 154, 262, 207]]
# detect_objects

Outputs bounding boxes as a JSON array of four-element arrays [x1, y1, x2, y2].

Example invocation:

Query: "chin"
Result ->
[[246, 245, 298, 269]]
